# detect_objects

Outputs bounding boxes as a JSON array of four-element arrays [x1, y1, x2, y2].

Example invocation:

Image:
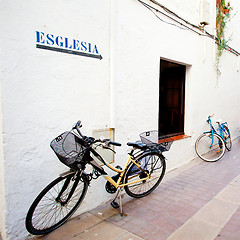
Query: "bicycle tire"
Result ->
[[222, 125, 232, 151], [123, 152, 166, 198], [25, 172, 88, 235], [195, 133, 226, 162]]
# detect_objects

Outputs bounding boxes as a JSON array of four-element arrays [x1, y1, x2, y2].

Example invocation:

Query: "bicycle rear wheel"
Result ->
[[195, 133, 226, 162], [222, 125, 232, 151], [124, 152, 166, 198], [25, 172, 88, 235]]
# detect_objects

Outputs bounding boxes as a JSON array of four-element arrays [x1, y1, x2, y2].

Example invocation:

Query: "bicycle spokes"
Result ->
[[195, 133, 226, 162], [26, 174, 87, 235], [124, 153, 166, 198]]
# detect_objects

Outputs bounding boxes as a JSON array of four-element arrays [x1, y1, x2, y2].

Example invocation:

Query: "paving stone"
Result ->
[[118, 232, 144, 240], [166, 219, 221, 240], [89, 202, 119, 220], [214, 207, 240, 240], [73, 221, 127, 240], [215, 185, 240, 205], [192, 199, 238, 228], [230, 175, 240, 187], [39, 212, 103, 240], [144, 228, 170, 240]]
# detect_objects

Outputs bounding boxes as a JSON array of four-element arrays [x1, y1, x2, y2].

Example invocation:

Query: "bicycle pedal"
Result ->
[[110, 200, 119, 209]]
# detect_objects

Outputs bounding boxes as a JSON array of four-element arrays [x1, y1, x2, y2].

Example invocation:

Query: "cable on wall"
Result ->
[[137, 0, 240, 56]]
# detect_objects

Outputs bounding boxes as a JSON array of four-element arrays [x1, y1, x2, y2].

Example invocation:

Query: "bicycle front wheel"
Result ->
[[25, 172, 88, 235], [195, 133, 226, 162], [222, 125, 232, 151], [124, 152, 166, 198]]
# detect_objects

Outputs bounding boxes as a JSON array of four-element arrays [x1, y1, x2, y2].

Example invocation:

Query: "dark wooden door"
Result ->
[[159, 60, 186, 137]]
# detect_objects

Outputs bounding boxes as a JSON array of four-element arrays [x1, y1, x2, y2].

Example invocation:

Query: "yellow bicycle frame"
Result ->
[[103, 155, 150, 188]]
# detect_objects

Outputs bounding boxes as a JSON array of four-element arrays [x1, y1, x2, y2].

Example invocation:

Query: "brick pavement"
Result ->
[[33, 138, 240, 240], [216, 207, 240, 239]]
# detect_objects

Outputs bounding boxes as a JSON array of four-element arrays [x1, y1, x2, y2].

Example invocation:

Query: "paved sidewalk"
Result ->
[[34, 138, 240, 240]]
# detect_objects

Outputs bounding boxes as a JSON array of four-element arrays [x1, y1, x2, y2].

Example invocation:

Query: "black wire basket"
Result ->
[[50, 131, 87, 169], [140, 130, 174, 152]]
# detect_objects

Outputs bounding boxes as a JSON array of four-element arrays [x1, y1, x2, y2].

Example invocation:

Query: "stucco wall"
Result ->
[[0, 0, 240, 239], [0, 79, 6, 240], [113, 0, 240, 171], [0, 0, 112, 239]]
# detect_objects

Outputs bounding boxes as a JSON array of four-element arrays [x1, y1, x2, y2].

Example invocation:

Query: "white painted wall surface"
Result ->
[[0, 1, 112, 239], [0, 79, 6, 239], [113, 0, 240, 171], [0, 0, 239, 239]]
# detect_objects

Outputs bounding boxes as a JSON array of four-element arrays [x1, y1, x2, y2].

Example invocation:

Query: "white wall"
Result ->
[[0, 0, 113, 239], [0, 77, 6, 240], [0, 0, 240, 239], [112, 0, 240, 169]]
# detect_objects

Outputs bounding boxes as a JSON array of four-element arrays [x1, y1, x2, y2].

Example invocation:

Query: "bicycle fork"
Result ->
[[56, 171, 82, 205]]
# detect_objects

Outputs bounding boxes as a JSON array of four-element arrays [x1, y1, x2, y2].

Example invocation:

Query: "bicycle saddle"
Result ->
[[216, 119, 223, 124], [127, 142, 148, 150]]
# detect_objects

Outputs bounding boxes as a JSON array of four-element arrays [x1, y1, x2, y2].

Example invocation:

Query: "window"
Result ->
[[159, 59, 186, 138]]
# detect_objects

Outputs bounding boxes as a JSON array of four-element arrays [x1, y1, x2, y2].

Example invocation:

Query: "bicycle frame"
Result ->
[[203, 116, 217, 148], [204, 116, 229, 146], [91, 149, 150, 189], [107, 157, 152, 188], [217, 122, 229, 142]]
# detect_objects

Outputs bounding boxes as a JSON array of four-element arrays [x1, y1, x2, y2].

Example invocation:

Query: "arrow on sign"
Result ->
[[36, 44, 103, 60]]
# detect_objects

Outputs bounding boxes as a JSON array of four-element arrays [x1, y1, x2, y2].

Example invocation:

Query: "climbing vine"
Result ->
[[216, 0, 233, 62]]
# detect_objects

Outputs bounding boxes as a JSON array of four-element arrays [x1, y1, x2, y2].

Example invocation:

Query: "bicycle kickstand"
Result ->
[[110, 187, 127, 217]]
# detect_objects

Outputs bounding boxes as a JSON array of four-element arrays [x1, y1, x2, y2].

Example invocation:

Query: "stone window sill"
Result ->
[[159, 134, 190, 143]]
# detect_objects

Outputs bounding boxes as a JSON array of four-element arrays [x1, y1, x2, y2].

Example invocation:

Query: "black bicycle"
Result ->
[[25, 121, 173, 235]]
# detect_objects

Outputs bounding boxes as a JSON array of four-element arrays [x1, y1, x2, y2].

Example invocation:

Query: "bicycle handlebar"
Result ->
[[109, 141, 122, 147], [94, 138, 122, 147], [73, 121, 84, 137], [207, 114, 215, 123], [72, 121, 121, 147]]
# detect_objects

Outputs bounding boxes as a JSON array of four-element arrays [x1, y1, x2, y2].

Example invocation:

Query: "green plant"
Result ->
[[216, 0, 233, 62]]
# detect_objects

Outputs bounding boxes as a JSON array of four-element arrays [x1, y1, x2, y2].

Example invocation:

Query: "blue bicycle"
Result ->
[[195, 114, 232, 162]]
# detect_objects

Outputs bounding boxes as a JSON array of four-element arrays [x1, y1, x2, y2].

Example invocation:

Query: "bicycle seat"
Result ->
[[216, 119, 223, 124], [127, 142, 148, 150]]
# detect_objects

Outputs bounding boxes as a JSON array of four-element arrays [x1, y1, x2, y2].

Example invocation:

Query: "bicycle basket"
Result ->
[[50, 131, 87, 170], [140, 130, 173, 152], [158, 138, 173, 152], [140, 130, 158, 145]]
